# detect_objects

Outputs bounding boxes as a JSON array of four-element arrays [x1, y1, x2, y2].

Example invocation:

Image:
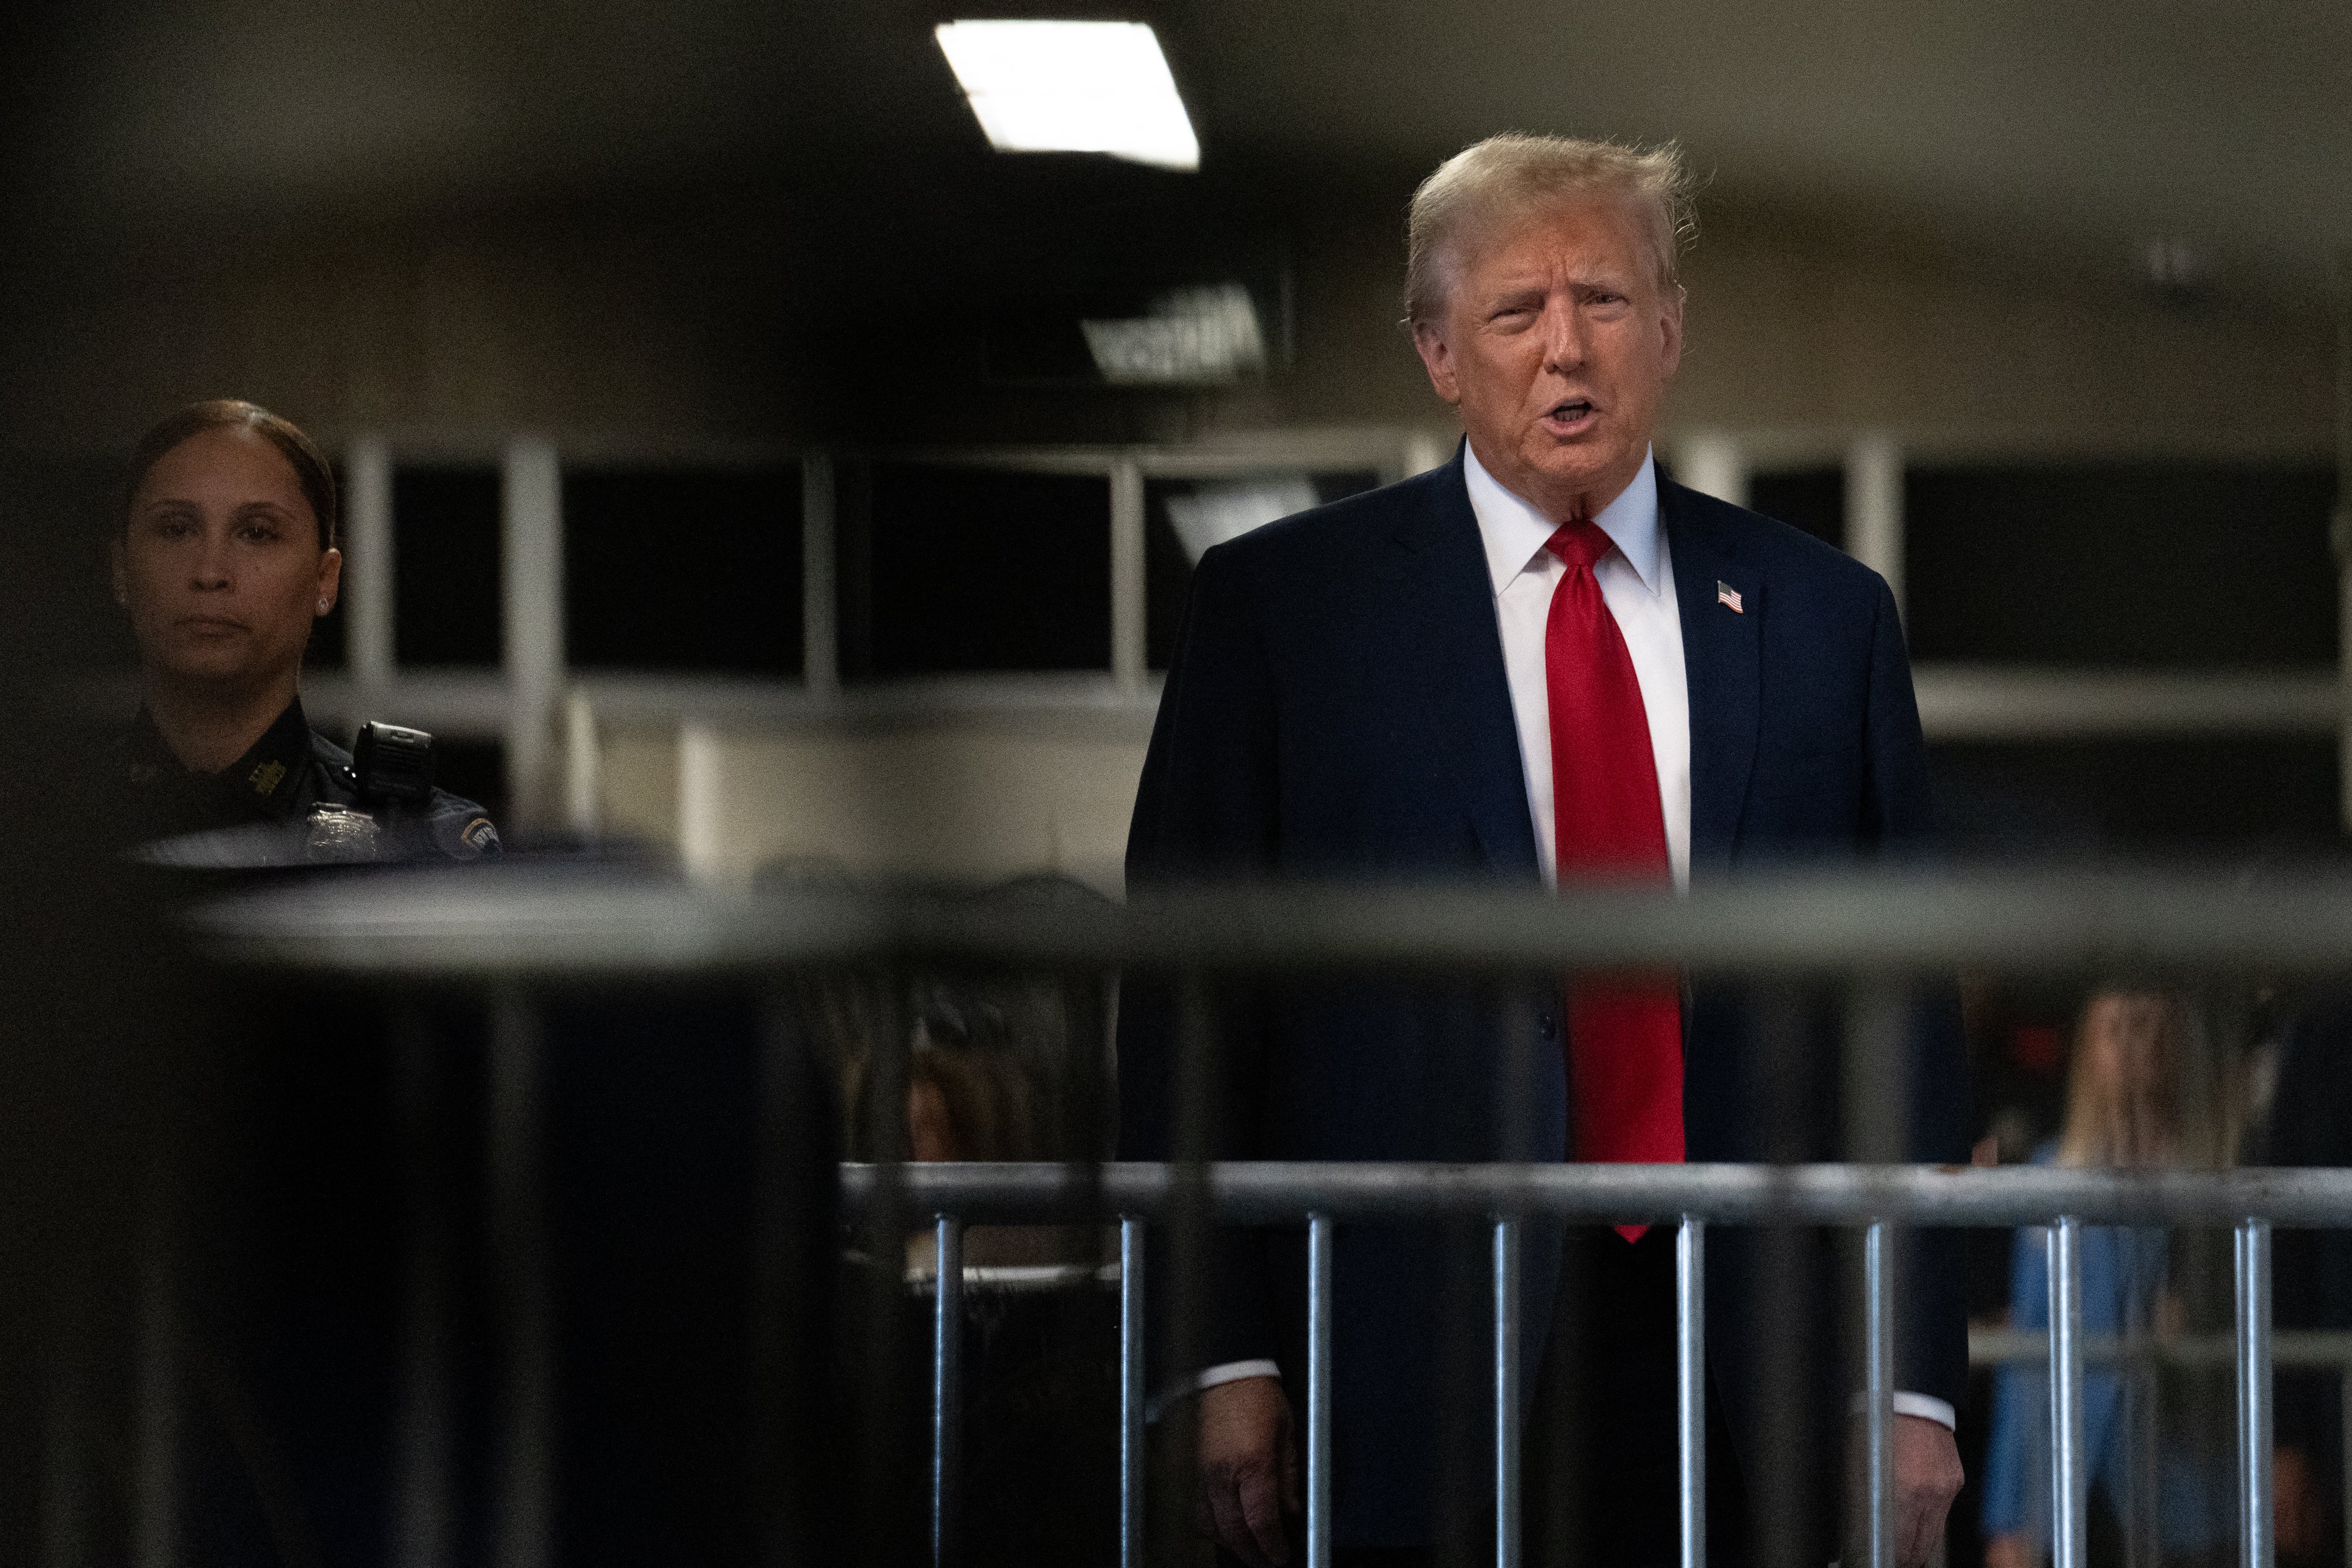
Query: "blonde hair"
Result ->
[[1404, 133, 1696, 324], [2055, 990, 2216, 1169]]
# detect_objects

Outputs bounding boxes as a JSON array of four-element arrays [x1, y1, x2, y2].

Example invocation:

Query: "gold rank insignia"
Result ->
[[249, 759, 288, 797]]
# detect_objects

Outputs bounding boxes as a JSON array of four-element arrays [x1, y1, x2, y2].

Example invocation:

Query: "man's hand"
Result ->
[[2276, 1443, 2323, 1560], [1891, 1413, 1965, 1568], [1195, 1375, 1299, 1568], [1854, 1412, 1965, 1567], [1982, 1532, 2035, 1568]]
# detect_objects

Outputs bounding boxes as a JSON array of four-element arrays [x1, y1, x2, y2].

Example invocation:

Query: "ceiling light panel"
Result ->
[[935, 21, 1200, 172]]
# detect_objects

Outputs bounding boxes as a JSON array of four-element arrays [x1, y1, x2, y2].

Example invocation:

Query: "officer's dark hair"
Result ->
[[119, 400, 338, 553]]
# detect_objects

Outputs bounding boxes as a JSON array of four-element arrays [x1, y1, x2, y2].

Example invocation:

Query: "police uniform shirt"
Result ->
[[109, 697, 500, 861]]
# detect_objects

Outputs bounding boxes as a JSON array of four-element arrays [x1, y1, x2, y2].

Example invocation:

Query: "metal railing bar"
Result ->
[[2238, 1220, 2275, 1568], [1843, 986, 1908, 1166], [839, 1161, 2352, 1229], [1750, 988, 1808, 1568], [1494, 1219, 1522, 1568], [488, 993, 552, 1568], [391, 1006, 454, 1568], [902, 1263, 1120, 1291], [2050, 1217, 2088, 1568], [1675, 1218, 1704, 1568], [1864, 1221, 1893, 1568], [1159, 982, 1218, 1566], [931, 1216, 962, 1568], [1118, 1219, 1144, 1568], [2339, 1362, 2350, 1568], [192, 866, 2352, 981], [134, 1185, 178, 1568], [1971, 1327, 2352, 1367], [1306, 1215, 1333, 1568], [857, 979, 910, 1568], [751, 994, 828, 1568]]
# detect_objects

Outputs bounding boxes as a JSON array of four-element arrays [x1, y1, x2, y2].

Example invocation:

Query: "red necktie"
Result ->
[[1544, 520, 1684, 1242]]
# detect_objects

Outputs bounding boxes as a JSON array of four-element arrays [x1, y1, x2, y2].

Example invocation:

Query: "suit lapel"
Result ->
[[1380, 450, 1542, 882], [1663, 474, 1761, 877]]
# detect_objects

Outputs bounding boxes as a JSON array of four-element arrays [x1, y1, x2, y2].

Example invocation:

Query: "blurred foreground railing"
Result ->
[[845, 1161, 2351, 1568], [189, 865, 2352, 1568], [191, 863, 2352, 979]]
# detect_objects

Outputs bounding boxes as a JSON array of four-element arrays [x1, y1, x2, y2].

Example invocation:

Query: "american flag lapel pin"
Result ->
[[1716, 580, 1743, 613]]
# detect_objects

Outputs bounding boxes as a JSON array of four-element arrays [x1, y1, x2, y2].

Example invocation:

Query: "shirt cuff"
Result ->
[[1198, 1358, 1283, 1390], [1892, 1392, 1957, 1430], [1146, 1359, 1282, 1424]]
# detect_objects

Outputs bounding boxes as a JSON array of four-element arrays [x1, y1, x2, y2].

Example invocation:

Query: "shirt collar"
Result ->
[[1461, 441, 1663, 596]]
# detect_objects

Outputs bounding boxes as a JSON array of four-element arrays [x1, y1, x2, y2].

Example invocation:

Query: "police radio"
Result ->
[[351, 721, 436, 808]]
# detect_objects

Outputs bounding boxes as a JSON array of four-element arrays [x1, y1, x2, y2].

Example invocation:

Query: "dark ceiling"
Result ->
[[7, 0, 2347, 313]]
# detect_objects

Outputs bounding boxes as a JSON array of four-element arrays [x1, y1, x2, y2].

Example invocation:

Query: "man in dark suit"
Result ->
[[1120, 134, 1969, 1568]]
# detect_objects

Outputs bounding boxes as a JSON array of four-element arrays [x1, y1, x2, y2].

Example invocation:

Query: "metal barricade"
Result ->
[[188, 865, 2352, 1568], [1970, 1326, 2352, 1568], [845, 1160, 2333, 1568]]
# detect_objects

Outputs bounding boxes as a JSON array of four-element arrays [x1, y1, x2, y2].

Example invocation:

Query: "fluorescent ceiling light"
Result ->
[[935, 20, 1200, 172]]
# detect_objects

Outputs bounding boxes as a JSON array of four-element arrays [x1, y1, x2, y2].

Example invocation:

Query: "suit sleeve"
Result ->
[[1118, 543, 1284, 1379], [1859, 577, 1936, 853], [1860, 576, 1976, 1411]]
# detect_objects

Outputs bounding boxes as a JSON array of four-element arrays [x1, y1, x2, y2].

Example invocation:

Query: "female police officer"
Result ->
[[107, 399, 498, 860]]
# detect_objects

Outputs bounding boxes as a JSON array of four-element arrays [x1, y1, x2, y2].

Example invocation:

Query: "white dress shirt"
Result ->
[[1179, 448, 1955, 1431], [1464, 443, 1689, 890]]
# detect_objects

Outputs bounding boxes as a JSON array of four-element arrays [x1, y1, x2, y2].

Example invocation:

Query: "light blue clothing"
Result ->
[[1981, 1145, 2230, 1551]]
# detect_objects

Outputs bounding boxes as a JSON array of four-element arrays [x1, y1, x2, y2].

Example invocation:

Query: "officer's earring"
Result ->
[[317, 599, 330, 613]]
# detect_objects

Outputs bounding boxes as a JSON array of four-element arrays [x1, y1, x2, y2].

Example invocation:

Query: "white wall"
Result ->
[[598, 721, 1147, 893]]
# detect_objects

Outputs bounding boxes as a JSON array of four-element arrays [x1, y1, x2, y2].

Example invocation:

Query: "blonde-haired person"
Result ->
[[1981, 991, 2232, 1568]]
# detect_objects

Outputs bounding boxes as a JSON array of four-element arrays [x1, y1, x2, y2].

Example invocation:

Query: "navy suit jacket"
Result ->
[[1119, 451, 1971, 1551]]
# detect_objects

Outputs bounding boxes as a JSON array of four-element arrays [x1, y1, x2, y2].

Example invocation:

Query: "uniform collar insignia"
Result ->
[[230, 699, 314, 802]]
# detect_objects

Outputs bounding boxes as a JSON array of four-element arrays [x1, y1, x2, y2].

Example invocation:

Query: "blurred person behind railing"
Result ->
[[825, 905, 1124, 1566], [821, 874, 1120, 1265], [1981, 989, 2234, 1568], [844, 987, 1055, 1267]]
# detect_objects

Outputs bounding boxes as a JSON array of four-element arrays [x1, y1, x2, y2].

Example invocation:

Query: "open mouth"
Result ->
[[1542, 399, 1596, 431]]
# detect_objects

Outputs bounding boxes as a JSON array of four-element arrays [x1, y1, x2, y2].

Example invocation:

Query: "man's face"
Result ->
[[1412, 195, 1683, 521]]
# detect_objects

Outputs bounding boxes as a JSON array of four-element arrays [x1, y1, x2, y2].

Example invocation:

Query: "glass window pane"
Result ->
[[394, 467, 503, 666], [1747, 467, 1844, 550], [1145, 471, 1379, 670], [851, 464, 1111, 676], [1932, 737, 2338, 856], [1905, 464, 2335, 667], [564, 467, 803, 675]]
